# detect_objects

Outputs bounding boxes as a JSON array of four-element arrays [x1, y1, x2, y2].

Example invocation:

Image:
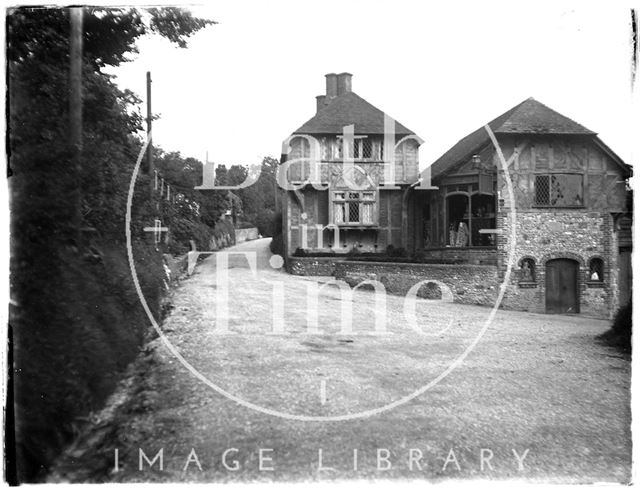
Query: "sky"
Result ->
[[106, 1, 637, 171]]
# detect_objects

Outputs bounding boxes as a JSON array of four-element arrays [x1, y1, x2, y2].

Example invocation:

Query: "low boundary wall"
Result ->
[[334, 260, 500, 306]]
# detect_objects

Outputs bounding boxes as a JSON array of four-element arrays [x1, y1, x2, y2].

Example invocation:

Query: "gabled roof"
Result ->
[[293, 91, 416, 136], [428, 97, 631, 180], [495, 97, 595, 135]]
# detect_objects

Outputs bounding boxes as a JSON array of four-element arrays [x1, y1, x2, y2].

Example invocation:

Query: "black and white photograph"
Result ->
[[4, 1, 637, 484]]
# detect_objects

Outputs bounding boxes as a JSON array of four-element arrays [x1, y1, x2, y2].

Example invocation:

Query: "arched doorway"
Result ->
[[545, 259, 579, 313]]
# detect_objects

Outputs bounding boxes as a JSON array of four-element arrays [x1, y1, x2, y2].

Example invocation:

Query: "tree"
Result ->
[[7, 7, 217, 482], [234, 157, 280, 235], [8, 6, 216, 241], [154, 150, 230, 252]]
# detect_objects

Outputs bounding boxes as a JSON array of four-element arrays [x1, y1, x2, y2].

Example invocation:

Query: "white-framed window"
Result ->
[[332, 190, 377, 225]]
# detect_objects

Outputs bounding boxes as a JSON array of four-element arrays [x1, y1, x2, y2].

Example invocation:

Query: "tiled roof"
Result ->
[[429, 97, 605, 180], [496, 97, 595, 135], [293, 91, 416, 136]]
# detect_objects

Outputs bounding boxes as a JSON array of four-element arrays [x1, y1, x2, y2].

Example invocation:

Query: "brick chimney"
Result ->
[[325, 73, 338, 99], [337, 72, 352, 96], [318, 73, 351, 112]]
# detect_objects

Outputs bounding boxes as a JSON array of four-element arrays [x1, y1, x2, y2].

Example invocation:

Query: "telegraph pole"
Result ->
[[146, 71, 154, 182], [69, 7, 83, 246]]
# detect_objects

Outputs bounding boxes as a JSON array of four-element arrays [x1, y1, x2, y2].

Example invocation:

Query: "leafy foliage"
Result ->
[[7, 6, 217, 482], [148, 7, 217, 48], [227, 157, 280, 235]]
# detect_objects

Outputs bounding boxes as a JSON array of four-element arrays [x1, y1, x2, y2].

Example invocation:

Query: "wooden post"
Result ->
[[69, 7, 83, 246], [146, 71, 153, 178], [467, 192, 472, 247]]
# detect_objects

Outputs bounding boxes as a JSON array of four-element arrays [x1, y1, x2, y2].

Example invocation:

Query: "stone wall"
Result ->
[[421, 247, 497, 265], [287, 256, 343, 276], [491, 134, 629, 319], [334, 260, 499, 306], [497, 209, 614, 318]]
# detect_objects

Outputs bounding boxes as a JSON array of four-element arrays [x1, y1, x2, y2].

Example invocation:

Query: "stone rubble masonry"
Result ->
[[287, 256, 342, 276], [334, 261, 499, 306], [285, 207, 615, 319], [497, 208, 613, 319]]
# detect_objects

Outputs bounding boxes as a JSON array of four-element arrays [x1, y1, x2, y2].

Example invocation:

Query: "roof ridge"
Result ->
[[489, 97, 531, 132], [427, 97, 604, 181], [292, 90, 416, 136], [495, 97, 595, 135]]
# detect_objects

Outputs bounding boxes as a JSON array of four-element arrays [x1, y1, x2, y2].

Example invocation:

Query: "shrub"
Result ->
[[254, 209, 275, 236], [235, 221, 255, 229], [413, 249, 427, 262], [598, 301, 632, 353], [292, 247, 307, 257], [168, 218, 213, 255], [417, 282, 443, 299], [270, 233, 284, 256], [346, 246, 361, 256], [269, 212, 284, 256], [386, 245, 408, 257]]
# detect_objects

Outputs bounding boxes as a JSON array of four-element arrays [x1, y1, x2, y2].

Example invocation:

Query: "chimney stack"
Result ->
[[325, 73, 338, 99], [337, 72, 352, 96], [318, 73, 352, 112]]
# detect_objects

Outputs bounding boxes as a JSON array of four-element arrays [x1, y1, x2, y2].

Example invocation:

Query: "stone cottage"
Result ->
[[424, 97, 632, 317], [281, 74, 632, 318]]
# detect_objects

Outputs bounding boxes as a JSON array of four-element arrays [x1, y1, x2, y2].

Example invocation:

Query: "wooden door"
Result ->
[[546, 259, 579, 313]]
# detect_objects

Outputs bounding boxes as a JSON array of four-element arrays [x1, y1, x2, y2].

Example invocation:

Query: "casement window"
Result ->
[[332, 191, 377, 225], [334, 136, 382, 161], [534, 173, 584, 207], [298, 137, 310, 158]]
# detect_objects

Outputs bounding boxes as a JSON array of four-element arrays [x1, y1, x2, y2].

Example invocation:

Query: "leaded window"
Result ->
[[534, 174, 584, 207], [334, 136, 382, 161], [332, 191, 376, 225]]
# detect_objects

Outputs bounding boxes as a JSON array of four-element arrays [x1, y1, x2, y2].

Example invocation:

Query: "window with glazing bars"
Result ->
[[534, 174, 584, 207], [333, 191, 376, 224], [334, 137, 381, 160]]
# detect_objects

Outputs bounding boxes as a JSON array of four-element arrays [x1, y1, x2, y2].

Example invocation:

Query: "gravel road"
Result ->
[[50, 238, 631, 483]]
